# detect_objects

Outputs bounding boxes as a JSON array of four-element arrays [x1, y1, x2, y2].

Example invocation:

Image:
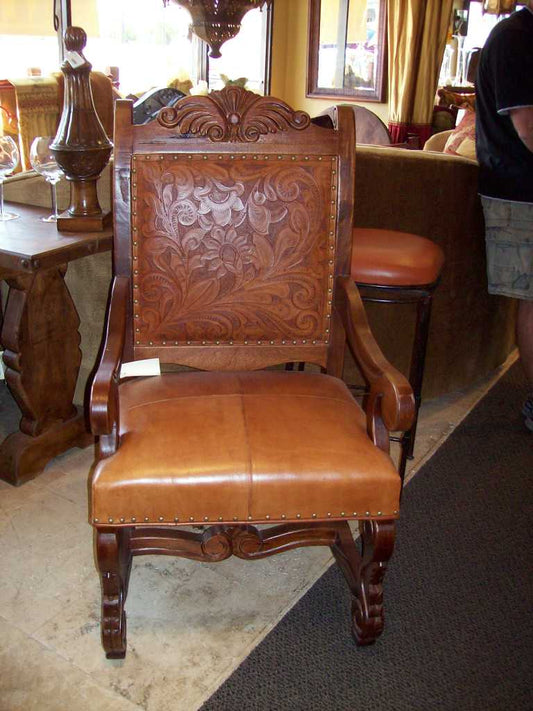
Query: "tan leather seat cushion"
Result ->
[[91, 371, 401, 525], [351, 227, 445, 286]]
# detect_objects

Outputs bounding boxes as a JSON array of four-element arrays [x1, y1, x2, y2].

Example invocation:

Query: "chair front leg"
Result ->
[[331, 519, 396, 645], [95, 527, 133, 659]]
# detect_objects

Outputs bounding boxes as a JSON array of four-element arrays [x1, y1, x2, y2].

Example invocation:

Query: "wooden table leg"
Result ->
[[0, 265, 94, 486]]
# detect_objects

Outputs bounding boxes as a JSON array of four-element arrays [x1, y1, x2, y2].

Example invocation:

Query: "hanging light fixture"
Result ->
[[166, 1, 272, 58]]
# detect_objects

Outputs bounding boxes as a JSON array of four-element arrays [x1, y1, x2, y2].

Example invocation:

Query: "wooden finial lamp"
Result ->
[[51, 26, 113, 231]]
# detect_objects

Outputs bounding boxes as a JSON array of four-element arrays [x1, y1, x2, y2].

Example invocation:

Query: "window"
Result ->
[[208, 6, 272, 95], [439, 1, 528, 87], [0, 0, 272, 96]]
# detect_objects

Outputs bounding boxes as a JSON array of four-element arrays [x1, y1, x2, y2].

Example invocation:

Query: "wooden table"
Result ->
[[0, 203, 112, 486]]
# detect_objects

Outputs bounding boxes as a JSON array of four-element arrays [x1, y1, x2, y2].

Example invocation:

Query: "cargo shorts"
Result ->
[[481, 196, 533, 300]]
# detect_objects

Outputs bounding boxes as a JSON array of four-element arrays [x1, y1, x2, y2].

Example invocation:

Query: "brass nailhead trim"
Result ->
[[95, 511, 398, 524]]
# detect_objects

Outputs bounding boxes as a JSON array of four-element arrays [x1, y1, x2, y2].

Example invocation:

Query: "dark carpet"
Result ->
[[201, 362, 533, 711]]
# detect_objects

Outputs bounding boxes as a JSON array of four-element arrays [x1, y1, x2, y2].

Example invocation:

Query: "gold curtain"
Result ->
[[0, 0, 55, 35], [482, 0, 517, 14], [0, 0, 100, 36], [388, 0, 454, 144]]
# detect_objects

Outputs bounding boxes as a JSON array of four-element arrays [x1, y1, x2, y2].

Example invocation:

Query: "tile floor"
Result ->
[[0, 352, 517, 711]]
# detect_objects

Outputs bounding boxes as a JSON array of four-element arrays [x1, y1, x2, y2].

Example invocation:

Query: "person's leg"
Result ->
[[481, 196, 533, 429], [517, 299, 533, 388], [517, 299, 533, 431]]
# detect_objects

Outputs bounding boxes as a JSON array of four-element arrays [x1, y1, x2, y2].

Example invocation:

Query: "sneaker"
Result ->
[[522, 394, 533, 432]]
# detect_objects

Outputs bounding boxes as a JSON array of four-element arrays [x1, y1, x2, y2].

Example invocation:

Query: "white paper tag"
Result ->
[[65, 50, 85, 69], [120, 358, 161, 379]]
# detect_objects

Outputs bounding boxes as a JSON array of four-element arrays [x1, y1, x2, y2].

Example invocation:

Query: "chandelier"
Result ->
[[167, 1, 272, 58]]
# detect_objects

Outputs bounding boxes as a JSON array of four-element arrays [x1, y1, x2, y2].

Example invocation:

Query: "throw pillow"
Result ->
[[443, 110, 477, 160]]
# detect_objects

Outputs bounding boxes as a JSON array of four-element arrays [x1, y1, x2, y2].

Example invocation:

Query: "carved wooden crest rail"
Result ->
[[157, 85, 311, 142]]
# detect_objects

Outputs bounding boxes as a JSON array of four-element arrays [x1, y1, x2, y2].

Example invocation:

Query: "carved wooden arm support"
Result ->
[[90, 276, 129, 438], [336, 276, 415, 443]]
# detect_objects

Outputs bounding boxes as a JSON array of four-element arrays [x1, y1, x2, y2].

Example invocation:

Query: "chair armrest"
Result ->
[[336, 276, 415, 441], [89, 275, 129, 438]]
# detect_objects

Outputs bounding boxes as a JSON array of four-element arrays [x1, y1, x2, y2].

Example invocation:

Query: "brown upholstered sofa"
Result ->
[[350, 145, 516, 399]]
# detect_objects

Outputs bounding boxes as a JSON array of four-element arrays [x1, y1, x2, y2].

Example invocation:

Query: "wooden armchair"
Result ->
[[89, 87, 414, 658]]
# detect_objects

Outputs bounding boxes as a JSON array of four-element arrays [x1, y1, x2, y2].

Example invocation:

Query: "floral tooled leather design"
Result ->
[[132, 155, 337, 344]]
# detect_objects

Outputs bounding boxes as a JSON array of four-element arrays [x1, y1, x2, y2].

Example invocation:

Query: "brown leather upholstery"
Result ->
[[91, 371, 400, 526], [351, 227, 445, 286]]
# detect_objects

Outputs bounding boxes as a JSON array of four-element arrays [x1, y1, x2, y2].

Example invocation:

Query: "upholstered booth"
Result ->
[[349, 145, 516, 399]]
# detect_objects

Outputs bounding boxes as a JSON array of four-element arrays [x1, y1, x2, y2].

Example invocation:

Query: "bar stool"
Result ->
[[351, 227, 445, 485]]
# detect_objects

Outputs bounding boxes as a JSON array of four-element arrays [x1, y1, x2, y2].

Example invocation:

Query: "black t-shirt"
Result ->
[[476, 8, 533, 202]]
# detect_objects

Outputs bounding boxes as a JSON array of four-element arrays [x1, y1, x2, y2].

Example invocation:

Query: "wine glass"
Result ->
[[0, 135, 20, 221], [30, 136, 64, 222]]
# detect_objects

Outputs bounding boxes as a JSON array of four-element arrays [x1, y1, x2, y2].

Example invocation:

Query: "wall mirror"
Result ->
[[307, 0, 387, 102]]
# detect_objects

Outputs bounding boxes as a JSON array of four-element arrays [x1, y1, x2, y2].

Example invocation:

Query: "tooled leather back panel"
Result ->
[[132, 153, 338, 347]]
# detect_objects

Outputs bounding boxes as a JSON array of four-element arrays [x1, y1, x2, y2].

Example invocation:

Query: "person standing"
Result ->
[[475, 2, 533, 430]]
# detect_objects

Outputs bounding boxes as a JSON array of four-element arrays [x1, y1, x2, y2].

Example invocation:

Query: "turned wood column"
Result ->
[[51, 26, 113, 232]]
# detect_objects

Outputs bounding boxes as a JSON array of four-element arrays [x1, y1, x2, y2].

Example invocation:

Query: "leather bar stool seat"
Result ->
[[351, 228, 445, 287], [351, 227, 445, 483]]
